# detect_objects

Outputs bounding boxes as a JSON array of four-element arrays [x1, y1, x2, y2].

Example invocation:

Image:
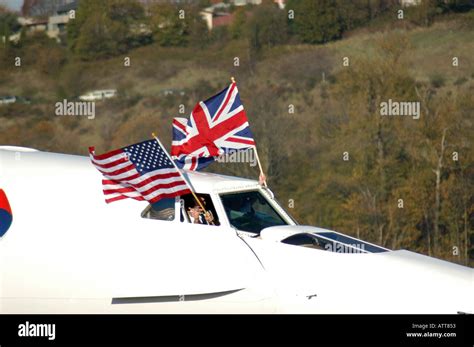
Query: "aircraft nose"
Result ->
[[0, 188, 12, 237]]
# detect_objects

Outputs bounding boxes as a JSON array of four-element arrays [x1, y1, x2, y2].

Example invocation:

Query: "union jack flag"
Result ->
[[171, 82, 255, 170], [89, 139, 190, 204]]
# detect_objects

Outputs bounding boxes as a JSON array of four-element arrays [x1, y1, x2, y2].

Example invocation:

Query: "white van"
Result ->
[[0, 96, 31, 105]]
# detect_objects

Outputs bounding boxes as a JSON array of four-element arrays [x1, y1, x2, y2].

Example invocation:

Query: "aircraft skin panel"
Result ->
[[2, 218, 266, 299]]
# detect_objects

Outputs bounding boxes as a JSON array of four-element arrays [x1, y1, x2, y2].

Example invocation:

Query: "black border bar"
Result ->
[[1, 314, 472, 345]]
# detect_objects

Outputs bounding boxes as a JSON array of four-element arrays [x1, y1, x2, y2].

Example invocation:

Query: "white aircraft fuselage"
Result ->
[[0, 147, 472, 314]]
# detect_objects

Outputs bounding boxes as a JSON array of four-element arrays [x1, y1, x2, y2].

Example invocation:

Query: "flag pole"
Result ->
[[151, 132, 213, 224], [253, 146, 267, 187], [231, 76, 267, 187]]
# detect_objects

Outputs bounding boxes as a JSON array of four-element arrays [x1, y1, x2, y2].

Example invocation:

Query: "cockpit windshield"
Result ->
[[220, 190, 288, 234]]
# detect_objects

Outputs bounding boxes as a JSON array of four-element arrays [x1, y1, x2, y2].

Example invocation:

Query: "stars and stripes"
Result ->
[[171, 82, 256, 171], [89, 139, 190, 204]]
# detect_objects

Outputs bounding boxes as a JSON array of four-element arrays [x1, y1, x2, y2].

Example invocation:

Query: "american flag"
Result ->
[[171, 82, 255, 171], [89, 139, 191, 204]]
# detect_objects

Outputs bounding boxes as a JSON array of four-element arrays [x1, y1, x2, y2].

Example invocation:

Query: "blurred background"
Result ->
[[0, 0, 473, 266]]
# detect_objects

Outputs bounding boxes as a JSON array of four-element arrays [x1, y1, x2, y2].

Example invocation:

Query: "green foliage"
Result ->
[[209, 25, 229, 44], [286, 0, 342, 44], [188, 10, 210, 47], [150, 4, 188, 46], [0, 7, 20, 65], [76, 12, 126, 59], [453, 76, 468, 86], [405, 0, 443, 26], [56, 61, 90, 98], [246, 2, 288, 54], [27, 33, 67, 75], [335, 0, 373, 31], [230, 8, 247, 39], [108, 0, 145, 23], [149, 4, 207, 47], [430, 73, 445, 88], [1, 31, 66, 75], [68, 0, 145, 60], [0, 9, 20, 35]]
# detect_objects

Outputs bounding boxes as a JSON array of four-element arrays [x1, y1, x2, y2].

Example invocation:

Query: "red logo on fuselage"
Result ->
[[0, 189, 12, 237]]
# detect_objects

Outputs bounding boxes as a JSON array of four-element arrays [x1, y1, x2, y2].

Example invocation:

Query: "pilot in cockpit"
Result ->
[[187, 196, 215, 225]]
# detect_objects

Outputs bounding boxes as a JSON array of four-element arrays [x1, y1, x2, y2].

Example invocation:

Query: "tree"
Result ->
[[68, 0, 145, 60], [0, 5, 20, 60], [149, 4, 188, 46], [149, 3, 208, 47], [406, 0, 442, 26], [75, 12, 126, 60], [246, 2, 288, 51], [109, 0, 144, 24], [326, 33, 420, 247], [188, 8, 209, 47], [334, 0, 374, 31], [230, 8, 247, 39], [286, 0, 342, 44], [0, 6, 20, 34]]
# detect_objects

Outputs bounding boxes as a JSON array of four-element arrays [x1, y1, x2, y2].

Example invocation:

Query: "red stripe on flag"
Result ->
[[102, 171, 181, 188], [213, 83, 235, 122], [91, 148, 124, 161], [190, 157, 197, 171], [105, 194, 145, 204], [97, 163, 136, 177], [92, 156, 128, 169], [226, 137, 256, 145], [103, 186, 135, 194], [103, 180, 187, 197], [173, 119, 187, 133]]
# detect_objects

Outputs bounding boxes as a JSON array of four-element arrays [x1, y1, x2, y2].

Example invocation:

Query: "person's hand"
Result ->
[[204, 211, 214, 224], [259, 173, 267, 187]]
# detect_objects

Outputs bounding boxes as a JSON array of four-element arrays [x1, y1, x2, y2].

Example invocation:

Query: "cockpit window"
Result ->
[[142, 198, 175, 221], [180, 193, 220, 226], [220, 190, 287, 234]]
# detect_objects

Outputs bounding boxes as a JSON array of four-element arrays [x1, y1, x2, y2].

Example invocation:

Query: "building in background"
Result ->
[[232, 0, 262, 5], [46, 0, 77, 40], [21, 0, 76, 17], [13, 0, 78, 42], [399, 0, 421, 6], [200, 2, 233, 30], [17, 16, 48, 33]]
